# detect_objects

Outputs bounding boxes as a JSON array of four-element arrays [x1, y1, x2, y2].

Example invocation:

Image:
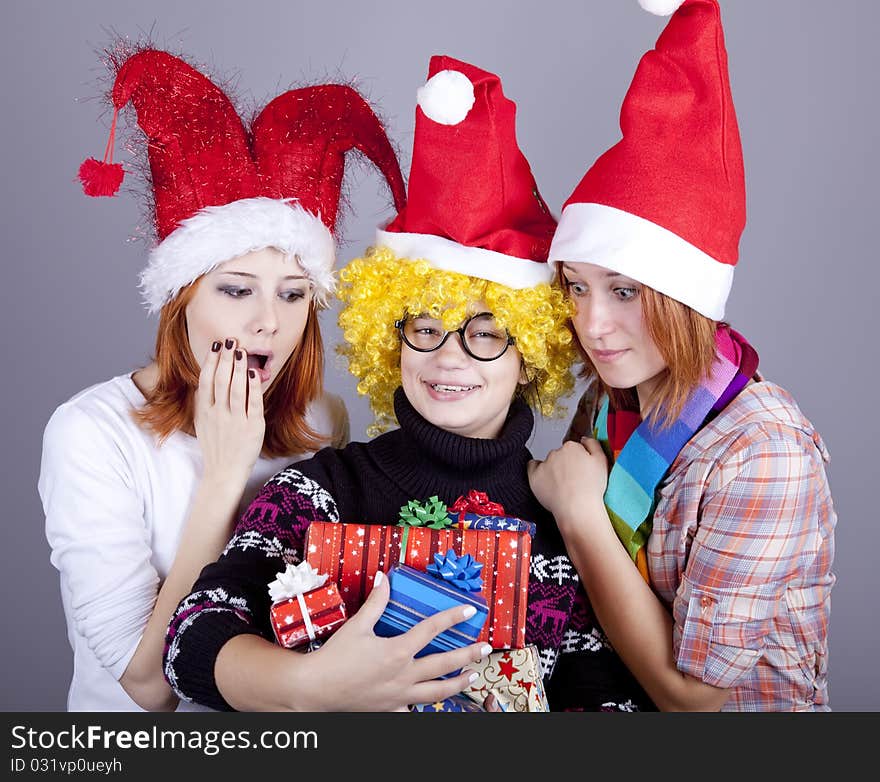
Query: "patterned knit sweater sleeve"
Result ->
[[163, 451, 344, 710]]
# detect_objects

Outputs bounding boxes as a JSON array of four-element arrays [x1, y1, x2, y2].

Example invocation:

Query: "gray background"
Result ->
[[2, 0, 876, 710]]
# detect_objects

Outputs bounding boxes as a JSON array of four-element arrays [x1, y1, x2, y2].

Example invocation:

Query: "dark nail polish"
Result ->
[[234, 349, 242, 361], [225, 339, 234, 350], [211, 341, 221, 352], [248, 369, 255, 379]]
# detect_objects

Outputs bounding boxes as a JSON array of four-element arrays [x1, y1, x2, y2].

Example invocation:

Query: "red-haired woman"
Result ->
[[529, 1, 836, 711], [37, 48, 405, 712]]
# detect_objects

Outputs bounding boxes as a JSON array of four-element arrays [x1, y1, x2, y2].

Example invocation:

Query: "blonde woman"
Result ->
[[164, 56, 652, 712]]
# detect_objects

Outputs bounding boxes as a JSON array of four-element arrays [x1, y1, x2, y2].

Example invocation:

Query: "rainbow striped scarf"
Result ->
[[594, 326, 759, 581]]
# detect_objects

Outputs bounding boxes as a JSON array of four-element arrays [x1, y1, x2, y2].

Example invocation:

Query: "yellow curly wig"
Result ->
[[337, 245, 577, 434]]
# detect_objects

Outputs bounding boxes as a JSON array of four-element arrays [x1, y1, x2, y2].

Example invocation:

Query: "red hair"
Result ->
[[559, 266, 717, 428], [133, 279, 327, 458]]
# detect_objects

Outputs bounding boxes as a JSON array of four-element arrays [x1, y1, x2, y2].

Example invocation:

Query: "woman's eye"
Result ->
[[614, 287, 638, 301], [416, 327, 442, 336], [280, 289, 306, 303], [471, 330, 504, 340], [219, 286, 251, 298], [566, 280, 588, 296]]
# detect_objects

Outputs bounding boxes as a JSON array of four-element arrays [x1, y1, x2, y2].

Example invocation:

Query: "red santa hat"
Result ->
[[375, 55, 557, 288], [79, 48, 406, 313], [549, 0, 745, 320]]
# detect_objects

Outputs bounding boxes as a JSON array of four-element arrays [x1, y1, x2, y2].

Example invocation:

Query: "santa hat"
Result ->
[[79, 48, 406, 313], [375, 55, 556, 289], [549, 0, 745, 320]]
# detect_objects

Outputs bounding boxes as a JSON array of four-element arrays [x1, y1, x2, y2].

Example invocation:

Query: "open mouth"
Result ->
[[247, 353, 269, 371], [246, 351, 273, 382]]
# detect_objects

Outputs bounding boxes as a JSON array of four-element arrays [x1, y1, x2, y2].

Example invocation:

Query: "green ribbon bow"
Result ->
[[398, 496, 452, 529], [397, 496, 453, 564]]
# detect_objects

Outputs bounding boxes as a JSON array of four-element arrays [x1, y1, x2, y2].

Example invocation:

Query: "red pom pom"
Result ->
[[78, 157, 124, 197]]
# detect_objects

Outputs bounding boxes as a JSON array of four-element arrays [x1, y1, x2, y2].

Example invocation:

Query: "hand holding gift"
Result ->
[[374, 550, 489, 660], [291, 571, 493, 711], [377, 548, 493, 715]]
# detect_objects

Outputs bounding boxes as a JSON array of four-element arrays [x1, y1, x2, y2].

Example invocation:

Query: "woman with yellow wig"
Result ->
[[164, 56, 653, 712]]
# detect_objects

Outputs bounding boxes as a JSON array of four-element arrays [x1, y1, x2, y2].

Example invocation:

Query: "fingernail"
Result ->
[[225, 339, 234, 350], [234, 349, 242, 361], [479, 643, 492, 657], [248, 369, 255, 379], [373, 571, 383, 587], [211, 341, 221, 352], [462, 605, 477, 619], [468, 672, 479, 683]]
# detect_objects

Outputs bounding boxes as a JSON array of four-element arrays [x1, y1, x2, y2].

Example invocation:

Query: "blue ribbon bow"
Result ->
[[426, 549, 484, 593]]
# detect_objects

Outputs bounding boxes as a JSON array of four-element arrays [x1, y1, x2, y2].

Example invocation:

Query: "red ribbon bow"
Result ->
[[450, 490, 506, 518]]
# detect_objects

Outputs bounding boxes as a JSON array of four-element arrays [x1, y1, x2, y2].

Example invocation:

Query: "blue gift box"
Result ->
[[450, 512, 536, 537], [374, 563, 489, 660]]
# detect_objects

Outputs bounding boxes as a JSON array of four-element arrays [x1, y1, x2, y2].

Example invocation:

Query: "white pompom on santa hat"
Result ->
[[416, 69, 476, 126], [549, 0, 744, 320], [638, 0, 686, 16]]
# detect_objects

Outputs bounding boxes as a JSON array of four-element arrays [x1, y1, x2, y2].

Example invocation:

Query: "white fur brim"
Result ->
[[549, 202, 733, 320], [375, 227, 554, 288], [140, 197, 336, 313], [638, 0, 687, 16]]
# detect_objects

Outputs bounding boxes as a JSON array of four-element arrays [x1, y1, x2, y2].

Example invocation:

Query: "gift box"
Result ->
[[305, 499, 532, 648], [374, 558, 488, 659], [447, 490, 536, 536], [463, 645, 549, 712], [411, 693, 487, 712], [268, 562, 347, 650], [451, 513, 536, 536]]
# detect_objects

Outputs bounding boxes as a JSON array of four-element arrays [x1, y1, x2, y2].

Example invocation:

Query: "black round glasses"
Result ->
[[394, 312, 515, 362]]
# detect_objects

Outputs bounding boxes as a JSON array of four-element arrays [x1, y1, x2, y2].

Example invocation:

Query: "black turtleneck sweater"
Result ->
[[164, 389, 652, 711]]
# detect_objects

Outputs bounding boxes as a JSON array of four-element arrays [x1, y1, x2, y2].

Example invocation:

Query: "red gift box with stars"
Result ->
[[269, 582, 347, 650], [304, 520, 531, 649], [463, 645, 549, 712]]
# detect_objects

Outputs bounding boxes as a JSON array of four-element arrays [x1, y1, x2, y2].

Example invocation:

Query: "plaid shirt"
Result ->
[[568, 380, 837, 711]]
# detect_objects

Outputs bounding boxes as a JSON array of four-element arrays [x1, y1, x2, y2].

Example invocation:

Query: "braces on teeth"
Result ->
[[431, 384, 477, 392]]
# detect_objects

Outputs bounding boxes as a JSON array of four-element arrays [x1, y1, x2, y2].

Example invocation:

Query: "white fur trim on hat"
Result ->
[[140, 197, 335, 314], [638, 0, 686, 16], [416, 70, 476, 126], [375, 227, 553, 289], [549, 202, 733, 320]]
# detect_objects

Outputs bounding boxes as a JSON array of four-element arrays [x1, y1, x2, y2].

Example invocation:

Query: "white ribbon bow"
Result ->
[[268, 561, 328, 603], [268, 562, 330, 644]]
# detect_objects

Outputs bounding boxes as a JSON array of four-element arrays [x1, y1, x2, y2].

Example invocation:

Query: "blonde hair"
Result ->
[[338, 245, 577, 434]]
